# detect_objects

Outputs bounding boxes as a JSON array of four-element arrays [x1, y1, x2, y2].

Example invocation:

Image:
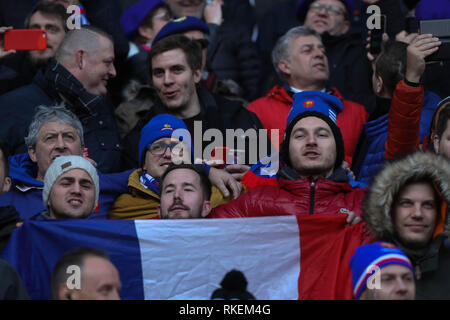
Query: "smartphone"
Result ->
[[3, 29, 47, 51], [405, 16, 419, 34], [369, 15, 386, 55]]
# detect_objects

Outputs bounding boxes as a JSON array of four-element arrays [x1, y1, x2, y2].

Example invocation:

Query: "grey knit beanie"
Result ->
[[42, 155, 99, 208]]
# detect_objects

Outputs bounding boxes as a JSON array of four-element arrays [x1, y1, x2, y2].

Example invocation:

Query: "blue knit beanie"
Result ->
[[281, 91, 345, 169], [286, 91, 342, 128], [152, 16, 209, 46], [138, 114, 191, 167], [120, 0, 164, 39], [350, 242, 414, 300]]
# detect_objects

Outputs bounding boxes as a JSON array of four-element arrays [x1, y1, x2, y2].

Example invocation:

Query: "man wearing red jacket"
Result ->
[[211, 90, 365, 222], [247, 26, 368, 166]]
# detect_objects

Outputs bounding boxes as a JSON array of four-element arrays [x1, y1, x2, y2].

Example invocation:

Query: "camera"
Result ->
[[420, 19, 450, 61]]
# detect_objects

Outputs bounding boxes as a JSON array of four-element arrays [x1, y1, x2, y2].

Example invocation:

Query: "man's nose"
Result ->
[[71, 182, 82, 194], [412, 204, 424, 218], [109, 63, 117, 78], [55, 134, 66, 149], [305, 134, 317, 145], [164, 72, 174, 85]]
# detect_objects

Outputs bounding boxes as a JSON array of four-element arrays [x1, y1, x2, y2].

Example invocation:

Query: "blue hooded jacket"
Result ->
[[357, 90, 441, 185], [0, 153, 131, 220]]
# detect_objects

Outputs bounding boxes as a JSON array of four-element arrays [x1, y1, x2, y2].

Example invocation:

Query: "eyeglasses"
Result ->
[[309, 2, 346, 16], [148, 141, 181, 155], [152, 11, 172, 22]]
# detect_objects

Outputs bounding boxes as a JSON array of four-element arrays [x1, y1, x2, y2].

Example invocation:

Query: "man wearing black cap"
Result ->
[[211, 90, 365, 222]]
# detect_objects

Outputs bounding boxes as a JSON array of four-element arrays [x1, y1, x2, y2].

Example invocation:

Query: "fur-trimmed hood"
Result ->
[[364, 152, 450, 240]]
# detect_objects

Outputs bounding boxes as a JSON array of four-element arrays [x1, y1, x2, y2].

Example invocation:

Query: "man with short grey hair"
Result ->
[[0, 25, 122, 173], [247, 26, 367, 166], [0, 104, 130, 220]]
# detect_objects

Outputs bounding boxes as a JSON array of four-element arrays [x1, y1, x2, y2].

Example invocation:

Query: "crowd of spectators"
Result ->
[[0, 0, 450, 300]]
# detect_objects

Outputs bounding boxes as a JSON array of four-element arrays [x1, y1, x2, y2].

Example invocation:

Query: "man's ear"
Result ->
[[157, 204, 162, 218], [2, 176, 11, 193], [58, 283, 74, 300], [28, 146, 37, 163], [278, 60, 291, 76], [434, 133, 441, 155], [374, 74, 384, 95], [75, 50, 85, 70], [342, 20, 350, 35], [193, 68, 202, 84], [201, 200, 212, 218]]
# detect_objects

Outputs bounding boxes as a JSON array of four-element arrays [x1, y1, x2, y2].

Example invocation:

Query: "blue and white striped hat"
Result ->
[[350, 242, 414, 300]]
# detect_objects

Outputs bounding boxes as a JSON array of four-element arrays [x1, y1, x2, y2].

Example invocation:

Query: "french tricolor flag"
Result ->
[[1, 215, 364, 300]]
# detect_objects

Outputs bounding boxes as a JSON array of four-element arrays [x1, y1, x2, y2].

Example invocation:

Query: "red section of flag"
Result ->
[[296, 214, 364, 300]]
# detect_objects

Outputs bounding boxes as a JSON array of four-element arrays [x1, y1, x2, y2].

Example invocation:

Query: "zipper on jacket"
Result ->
[[309, 181, 316, 215], [415, 265, 421, 280]]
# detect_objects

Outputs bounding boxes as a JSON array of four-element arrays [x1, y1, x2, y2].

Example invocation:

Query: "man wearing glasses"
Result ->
[[297, 0, 373, 108], [110, 113, 234, 220], [110, 114, 192, 220]]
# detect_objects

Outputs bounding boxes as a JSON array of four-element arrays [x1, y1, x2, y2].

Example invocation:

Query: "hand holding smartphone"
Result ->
[[3, 29, 47, 51], [0, 26, 16, 58], [369, 14, 387, 55]]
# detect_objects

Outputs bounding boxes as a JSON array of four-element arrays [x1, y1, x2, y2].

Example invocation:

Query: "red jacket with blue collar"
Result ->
[[247, 85, 368, 166], [212, 167, 366, 219]]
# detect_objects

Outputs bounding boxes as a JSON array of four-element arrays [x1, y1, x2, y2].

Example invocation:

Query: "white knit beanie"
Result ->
[[42, 155, 99, 209]]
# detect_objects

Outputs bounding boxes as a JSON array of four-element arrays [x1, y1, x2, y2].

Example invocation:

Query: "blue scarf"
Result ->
[[139, 172, 160, 196]]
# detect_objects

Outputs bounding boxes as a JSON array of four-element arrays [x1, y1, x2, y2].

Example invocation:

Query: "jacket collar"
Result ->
[[9, 153, 42, 188], [278, 165, 350, 183], [33, 58, 101, 118]]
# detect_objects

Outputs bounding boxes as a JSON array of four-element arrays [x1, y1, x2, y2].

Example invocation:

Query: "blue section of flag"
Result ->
[[1, 220, 144, 300]]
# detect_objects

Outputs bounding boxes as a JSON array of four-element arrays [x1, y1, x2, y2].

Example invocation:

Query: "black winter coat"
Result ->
[[0, 59, 122, 173], [322, 32, 374, 109], [207, 22, 261, 102]]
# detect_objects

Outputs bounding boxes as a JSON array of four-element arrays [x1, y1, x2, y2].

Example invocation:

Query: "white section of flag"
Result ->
[[135, 216, 301, 300]]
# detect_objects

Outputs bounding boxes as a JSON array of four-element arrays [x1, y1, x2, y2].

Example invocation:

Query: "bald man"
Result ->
[[0, 25, 122, 173]]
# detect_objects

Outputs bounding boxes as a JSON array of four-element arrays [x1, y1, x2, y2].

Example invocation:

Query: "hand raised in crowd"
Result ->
[[405, 33, 441, 83], [395, 30, 418, 44], [204, 0, 224, 25], [365, 30, 389, 63], [344, 210, 361, 227], [209, 166, 242, 200], [225, 164, 250, 182], [341, 161, 356, 181], [0, 26, 16, 59]]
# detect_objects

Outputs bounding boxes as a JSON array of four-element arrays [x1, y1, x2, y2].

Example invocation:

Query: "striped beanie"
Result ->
[[350, 241, 414, 299]]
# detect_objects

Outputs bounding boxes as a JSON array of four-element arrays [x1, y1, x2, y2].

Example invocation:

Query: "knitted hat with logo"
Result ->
[[138, 114, 191, 167], [43, 155, 99, 208], [280, 90, 345, 169]]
